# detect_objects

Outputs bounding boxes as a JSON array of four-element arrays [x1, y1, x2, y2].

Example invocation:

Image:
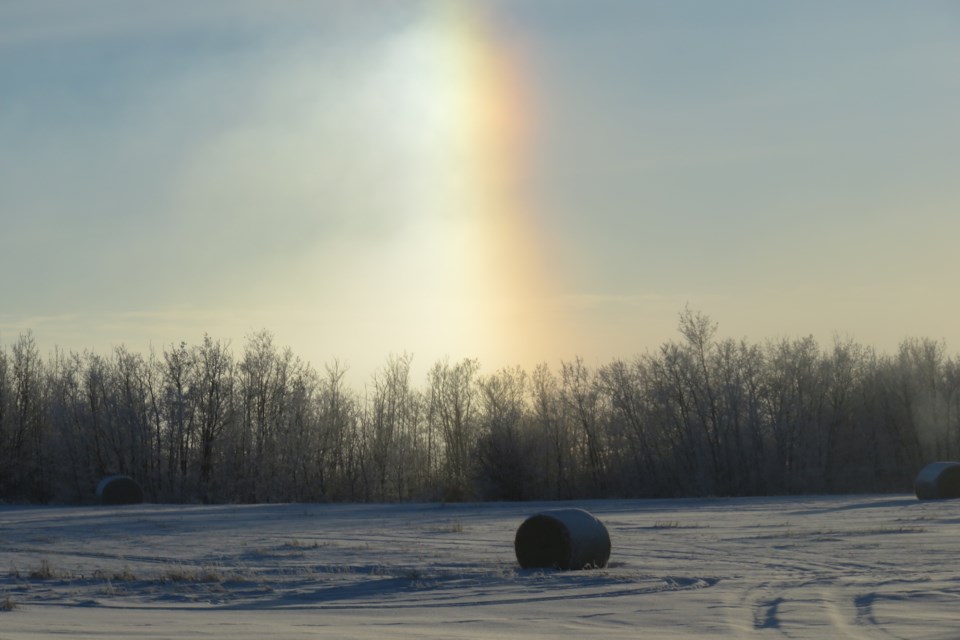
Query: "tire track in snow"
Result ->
[[617, 523, 931, 638], [62, 575, 720, 612], [753, 595, 783, 630], [3, 545, 191, 566]]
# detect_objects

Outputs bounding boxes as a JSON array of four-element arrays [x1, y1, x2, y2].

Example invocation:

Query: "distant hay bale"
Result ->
[[514, 508, 611, 570], [915, 462, 960, 500], [96, 475, 144, 505]]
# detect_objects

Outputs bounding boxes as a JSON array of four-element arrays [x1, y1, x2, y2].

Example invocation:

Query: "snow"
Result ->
[[2, 495, 959, 638]]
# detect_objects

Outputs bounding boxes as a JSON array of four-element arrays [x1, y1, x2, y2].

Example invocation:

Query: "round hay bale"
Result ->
[[514, 508, 611, 570], [915, 462, 960, 500], [96, 475, 144, 505]]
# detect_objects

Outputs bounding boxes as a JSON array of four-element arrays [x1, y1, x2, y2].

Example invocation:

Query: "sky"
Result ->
[[2, 0, 958, 384]]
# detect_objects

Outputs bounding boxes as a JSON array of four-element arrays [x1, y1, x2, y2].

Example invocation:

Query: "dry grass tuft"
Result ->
[[94, 566, 137, 582], [651, 521, 704, 529], [427, 520, 464, 534], [158, 565, 224, 584], [284, 539, 321, 549], [29, 559, 58, 579]]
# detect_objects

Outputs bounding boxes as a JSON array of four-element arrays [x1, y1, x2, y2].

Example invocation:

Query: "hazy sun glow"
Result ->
[[415, 2, 574, 368], [4, 1, 959, 384], [317, 2, 575, 374]]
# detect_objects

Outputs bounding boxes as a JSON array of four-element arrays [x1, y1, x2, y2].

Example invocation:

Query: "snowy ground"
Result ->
[[1, 495, 959, 639]]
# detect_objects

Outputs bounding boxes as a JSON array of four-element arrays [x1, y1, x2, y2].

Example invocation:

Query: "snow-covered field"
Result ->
[[2, 495, 958, 639]]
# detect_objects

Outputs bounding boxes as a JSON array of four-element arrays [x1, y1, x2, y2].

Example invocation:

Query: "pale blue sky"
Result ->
[[2, 1, 958, 382]]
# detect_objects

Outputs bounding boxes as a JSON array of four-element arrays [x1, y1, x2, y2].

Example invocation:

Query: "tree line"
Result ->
[[2, 309, 958, 504]]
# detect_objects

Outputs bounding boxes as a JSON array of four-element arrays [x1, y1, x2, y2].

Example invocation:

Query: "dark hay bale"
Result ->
[[915, 462, 960, 500], [96, 475, 144, 505], [514, 508, 611, 570]]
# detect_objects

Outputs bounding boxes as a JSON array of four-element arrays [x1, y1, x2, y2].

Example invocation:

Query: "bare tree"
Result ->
[[476, 366, 532, 500], [530, 364, 574, 499], [0, 345, 9, 495], [598, 358, 665, 496], [363, 353, 420, 501], [41, 349, 87, 502], [191, 335, 233, 502], [161, 341, 195, 500], [236, 331, 289, 501], [10, 333, 48, 500], [427, 358, 479, 501], [560, 357, 607, 494], [314, 360, 360, 500]]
